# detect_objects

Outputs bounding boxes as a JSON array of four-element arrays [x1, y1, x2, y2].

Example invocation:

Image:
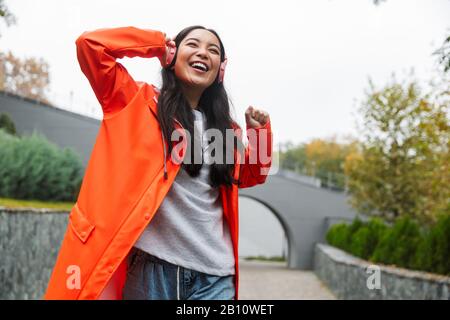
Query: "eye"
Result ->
[[187, 42, 219, 54]]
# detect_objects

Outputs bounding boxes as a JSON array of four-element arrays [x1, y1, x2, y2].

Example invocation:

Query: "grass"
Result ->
[[0, 197, 74, 211], [244, 255, 287, 262]]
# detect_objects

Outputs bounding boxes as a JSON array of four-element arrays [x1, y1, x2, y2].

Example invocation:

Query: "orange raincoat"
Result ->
[[44, 26, 272, 300]]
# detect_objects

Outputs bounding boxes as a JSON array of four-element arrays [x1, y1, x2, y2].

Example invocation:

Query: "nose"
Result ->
[[195, 46, 209, 59]]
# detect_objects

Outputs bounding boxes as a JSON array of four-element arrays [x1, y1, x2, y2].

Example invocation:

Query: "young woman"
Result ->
[[44, 25, 272, 300]]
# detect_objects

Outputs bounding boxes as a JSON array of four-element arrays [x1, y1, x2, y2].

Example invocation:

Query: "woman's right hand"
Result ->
[[159, 33, 176, 68]]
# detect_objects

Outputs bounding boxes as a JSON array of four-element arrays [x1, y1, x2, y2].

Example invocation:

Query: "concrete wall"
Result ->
[[0, 207, 68, 300], [313, 243, 450, 300]]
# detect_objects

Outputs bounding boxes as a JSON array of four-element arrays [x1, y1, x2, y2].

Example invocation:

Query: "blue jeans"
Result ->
[[122, 247, 235, 300]]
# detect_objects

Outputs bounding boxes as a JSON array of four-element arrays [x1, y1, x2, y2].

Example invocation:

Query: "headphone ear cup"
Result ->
[[166, 46, 176, 68], [217, 57, 228, 83]]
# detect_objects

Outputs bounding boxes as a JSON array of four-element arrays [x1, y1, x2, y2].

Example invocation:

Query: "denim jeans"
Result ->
[[122, 247, 235, 300]]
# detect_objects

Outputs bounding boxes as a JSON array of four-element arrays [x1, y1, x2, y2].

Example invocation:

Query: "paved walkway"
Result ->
[[238, 259, 336, 300]]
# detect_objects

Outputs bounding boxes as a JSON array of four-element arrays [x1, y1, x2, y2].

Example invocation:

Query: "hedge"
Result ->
[[326, 215, 450, 276], [0, 128, 83, 202]]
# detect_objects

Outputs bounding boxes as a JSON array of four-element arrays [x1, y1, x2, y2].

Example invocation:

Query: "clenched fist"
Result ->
[[245, 106, 270, 129]]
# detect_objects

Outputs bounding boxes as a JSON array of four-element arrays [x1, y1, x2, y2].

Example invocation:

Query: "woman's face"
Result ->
[[174, 29, 222, 90]]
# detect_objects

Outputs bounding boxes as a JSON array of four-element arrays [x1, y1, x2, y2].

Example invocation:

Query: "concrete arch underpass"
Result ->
[[239, 170, 356, 269]]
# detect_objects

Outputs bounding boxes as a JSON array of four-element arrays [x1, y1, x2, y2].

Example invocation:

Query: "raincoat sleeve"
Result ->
[[75, 26, 166, 117], [237, 119, 273, 188]]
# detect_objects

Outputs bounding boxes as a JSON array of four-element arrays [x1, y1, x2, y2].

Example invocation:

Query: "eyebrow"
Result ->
[[185, 38, 220, 50]]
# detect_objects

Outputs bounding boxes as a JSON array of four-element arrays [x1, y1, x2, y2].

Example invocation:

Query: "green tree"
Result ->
[[345, 74, 449, 224], [279, 141, 307, 172], [305, 136, 358, 189], [279, 137, 358, 190]]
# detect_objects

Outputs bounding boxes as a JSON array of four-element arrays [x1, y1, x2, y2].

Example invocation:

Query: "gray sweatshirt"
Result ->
[[133, 108, 235, 276]]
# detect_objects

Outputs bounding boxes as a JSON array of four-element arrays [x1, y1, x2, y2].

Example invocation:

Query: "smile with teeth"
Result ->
[[190, 61, 209, 73]]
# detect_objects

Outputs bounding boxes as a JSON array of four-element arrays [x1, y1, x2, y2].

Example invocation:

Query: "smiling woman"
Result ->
[[44, 24, 272, 301], [157, 26, 235, 187]]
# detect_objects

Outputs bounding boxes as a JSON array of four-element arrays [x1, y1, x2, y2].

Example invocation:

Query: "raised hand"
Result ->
[[245, 106, 270, 129], [159, 33, 176, 68]]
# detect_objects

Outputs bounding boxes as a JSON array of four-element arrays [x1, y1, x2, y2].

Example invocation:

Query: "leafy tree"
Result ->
[[279, 137, 358, 189], [305, 136, 358, 189], [279, 141, 307, 172], [345, 74, 449, 224], [0, 50, 51, 103], [0, 2, 50, 103]]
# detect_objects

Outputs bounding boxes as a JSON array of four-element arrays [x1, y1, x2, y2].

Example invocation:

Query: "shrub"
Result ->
[[0, 129, 83, 201], [350, 218, 387, 260], [326, 223, 350, 249], [371, 217, 422, 268], [415, 214, 450, 275], [349, 226, 371, 259], [345, 217, 364, 251], [326, 214, 449, 276], [0, 113, 17, 135], [326, 217, 364, 252]]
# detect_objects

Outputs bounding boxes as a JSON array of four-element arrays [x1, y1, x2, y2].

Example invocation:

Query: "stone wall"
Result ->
[[0, 207, 69, 300], [313, 243, 450, 300]]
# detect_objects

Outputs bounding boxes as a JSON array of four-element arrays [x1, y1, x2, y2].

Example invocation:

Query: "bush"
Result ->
[[350, 218, 387, 260], [415, 214, 450, 275], [0, 113, 17, 135], [326, 217, 364, 252], [326, 223, 350, 249], [326, 215, 449, 276], [349, 226, 371, 258], [345, 217, 364, 251], [0, 129, 83, 201], [371, 217, 422, 268]]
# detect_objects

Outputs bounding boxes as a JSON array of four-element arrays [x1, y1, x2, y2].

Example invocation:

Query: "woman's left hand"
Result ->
[[245, 106, 270, 128]]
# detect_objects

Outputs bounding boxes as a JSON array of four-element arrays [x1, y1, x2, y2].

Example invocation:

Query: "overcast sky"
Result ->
[[0, 0, 449, 148]]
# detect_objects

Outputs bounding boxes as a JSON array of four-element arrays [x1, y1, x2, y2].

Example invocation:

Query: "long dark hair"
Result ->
[[157, 25, 239, 188]]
